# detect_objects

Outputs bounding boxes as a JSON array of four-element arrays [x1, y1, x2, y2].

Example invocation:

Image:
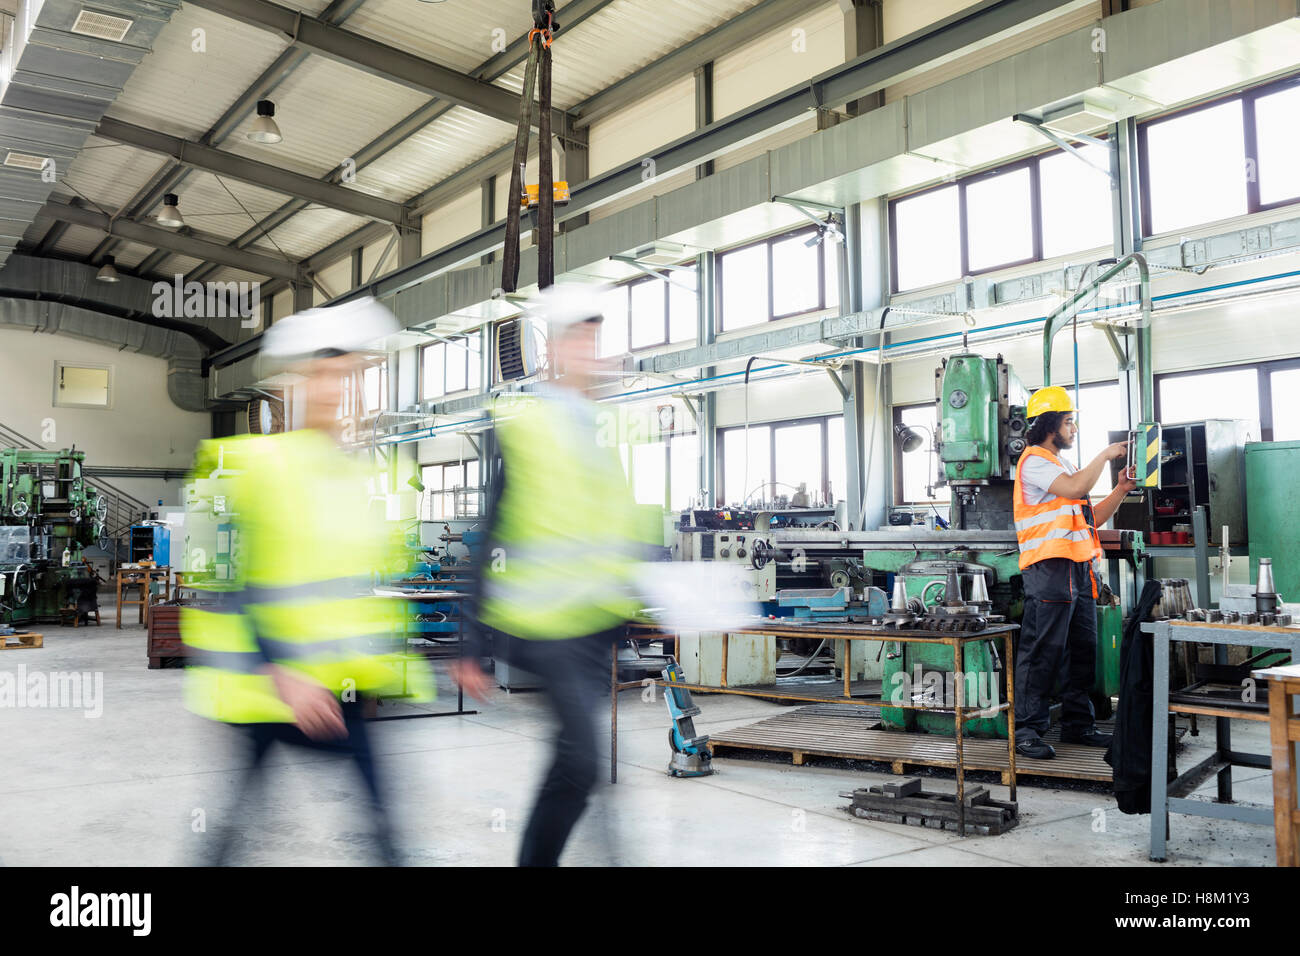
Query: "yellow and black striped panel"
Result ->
[[1137, 423, 1161, 487]]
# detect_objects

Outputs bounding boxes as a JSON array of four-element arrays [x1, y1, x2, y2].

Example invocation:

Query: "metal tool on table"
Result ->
[[663, 658, 714, 778]]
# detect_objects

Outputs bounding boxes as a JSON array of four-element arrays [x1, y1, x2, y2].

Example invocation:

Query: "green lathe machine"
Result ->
[[0, 447, 109, 624], [771, 351, 1141, 737]]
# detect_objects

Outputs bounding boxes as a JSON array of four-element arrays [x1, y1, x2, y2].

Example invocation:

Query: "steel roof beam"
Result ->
[[45, 200, 300, 280], [96, 117, 407, 225], [183, 0, 554, 128]]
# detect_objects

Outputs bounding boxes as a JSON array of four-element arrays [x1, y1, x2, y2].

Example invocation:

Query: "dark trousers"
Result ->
[[208, 698, 395, 865], [499, 628, 617, 867], [1014, 558, 1098, 744]]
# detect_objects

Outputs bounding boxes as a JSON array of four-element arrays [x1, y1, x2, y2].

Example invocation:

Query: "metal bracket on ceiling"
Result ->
[[672, 393, 702, 427], [749, 354, 850, 400], [772, 195, 844, 243], [1011, 113, 1115, 184], [609, 255, 698, 294]]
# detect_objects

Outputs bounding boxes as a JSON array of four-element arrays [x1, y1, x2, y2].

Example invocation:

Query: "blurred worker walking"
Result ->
[[1012, 386, 1135, 759], [182, 298, 428, 865], [452, 285, 645, 867]]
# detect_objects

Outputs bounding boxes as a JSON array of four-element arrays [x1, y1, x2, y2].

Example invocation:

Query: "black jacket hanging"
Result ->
[[1104, 579, 1176, 814]]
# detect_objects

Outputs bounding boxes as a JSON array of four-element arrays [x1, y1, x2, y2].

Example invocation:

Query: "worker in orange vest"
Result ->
[[1012, 386, 1136, 759]]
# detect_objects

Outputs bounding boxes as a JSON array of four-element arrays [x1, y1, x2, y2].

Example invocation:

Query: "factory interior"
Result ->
[[5, 0, 1300, 886]]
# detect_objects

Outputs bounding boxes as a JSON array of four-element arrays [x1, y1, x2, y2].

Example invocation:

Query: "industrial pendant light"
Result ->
[[157, 193, 184, 228], [95, 255, 120, 283], [247, 99, 283, 144]]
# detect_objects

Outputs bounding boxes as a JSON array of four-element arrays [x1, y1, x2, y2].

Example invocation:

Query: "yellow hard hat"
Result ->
[[1027, 386, 1075, 419]]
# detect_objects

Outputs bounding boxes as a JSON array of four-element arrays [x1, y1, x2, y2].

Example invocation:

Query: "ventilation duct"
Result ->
[[0, 0, 179, 268]]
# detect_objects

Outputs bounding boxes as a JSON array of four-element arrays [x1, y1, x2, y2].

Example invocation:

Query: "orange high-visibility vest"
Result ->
[[1013, 445, 1104, 576]]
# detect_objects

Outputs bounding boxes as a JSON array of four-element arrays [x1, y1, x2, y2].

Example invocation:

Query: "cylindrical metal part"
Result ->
[[944, 565, 963, 607], [1257, 557, 1278, 614], [891, 576, 909, 612]]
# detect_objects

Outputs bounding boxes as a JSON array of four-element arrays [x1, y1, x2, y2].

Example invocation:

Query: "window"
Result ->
[[53, 363, 111, 409], [1039, 145, 1113, 259], [598, 286, 630, 359], [421, 332, 481, 402], [419, 460, 481, 521], [616, 431, 700, 510], [1270, 367, 1300, 442], [1142, 100, 1247, 235], [1157, 367, 1260, 426], [718, 416, 844, 508], [718, 227, 838, 332], [892, 185, 961, 292], [363, 361, 388, 414], [890, 146, 1114, 293], [1139, 75, 1300, 235], [965, 165, 1035, 272], [1071, 381, 1125, 496], [720, 244, 768, 331], [892, 404, 948, 505], [1254, 84, 1300, 207], [596, 266, 700, 355]]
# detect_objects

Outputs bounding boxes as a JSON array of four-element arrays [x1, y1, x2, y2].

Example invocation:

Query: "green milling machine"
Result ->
[[771, 351, 1141, 738], [1, 447, 110, 625]]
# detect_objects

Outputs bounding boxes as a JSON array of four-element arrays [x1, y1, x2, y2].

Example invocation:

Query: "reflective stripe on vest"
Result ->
[[1012, 445, 1103, 572], [477, 397, 643, 640]]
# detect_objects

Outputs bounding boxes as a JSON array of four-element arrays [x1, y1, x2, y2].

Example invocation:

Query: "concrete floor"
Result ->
[[1, 623, 1280, 866]]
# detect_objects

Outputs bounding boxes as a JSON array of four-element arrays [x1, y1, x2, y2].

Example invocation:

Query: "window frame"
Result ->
[[53, 361, 113, 410], [716, 226, 836, 333], [891, 402, 948, 507], [887, 143, 1109, 295], [418, 458, 482, 521], [597, 261, 700, 356], [420, 331, 481, 403], [715, 414, 843, 508], [1152, 358, 1300, 441], [1137, 72, 1300, 238]]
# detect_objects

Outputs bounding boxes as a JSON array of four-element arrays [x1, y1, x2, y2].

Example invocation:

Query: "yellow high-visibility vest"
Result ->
[[477, 395, 644, 640], [183, 431, 431, 724]]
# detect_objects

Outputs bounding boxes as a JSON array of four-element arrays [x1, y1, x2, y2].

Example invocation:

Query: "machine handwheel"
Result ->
[[750, 540, 770, 570], [95, 495, 109, 522], [11, 565, 33, 606], [920, 579, 946, 609]]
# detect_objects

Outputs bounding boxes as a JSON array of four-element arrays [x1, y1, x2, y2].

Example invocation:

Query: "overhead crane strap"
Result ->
[[501, 2, 558, 294]]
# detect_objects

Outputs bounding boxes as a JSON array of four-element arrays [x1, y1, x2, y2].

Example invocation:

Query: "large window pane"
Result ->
[[723, 425, 770, 507], [965, 167, 1033, 271], [827, 416, 845, 506], [771, 233, 820, 317], [1145, 101, 1247, 234], [444, 341, 467, 394], [898, 405, 948, 504], [894, 186, 960, 291], [1272, 369, 1300, 442], [720, 244, 769, 331], [422, 343, 445, 401], [598, 287, 629, 358], [668, 270, 697, 344], [1159, 368, 1259, 425], [363, 363, 387, 413], [466, 331, 482, 391], [1254, 85, 1300, 207], [670, 433, 700, 510], [774, 423, 822, 504], [632, 441, 667, 506], [1073, 383, 1124, 496], [824, 241, 840, 312], [629, 280, 666, 350], [1040, 146, 1114, 259]]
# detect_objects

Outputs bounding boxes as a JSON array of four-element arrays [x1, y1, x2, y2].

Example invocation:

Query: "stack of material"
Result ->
[[843, 778, 1019, 835]]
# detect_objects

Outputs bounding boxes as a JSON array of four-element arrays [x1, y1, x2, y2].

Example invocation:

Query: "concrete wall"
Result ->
[[0, 328, 211, 506]]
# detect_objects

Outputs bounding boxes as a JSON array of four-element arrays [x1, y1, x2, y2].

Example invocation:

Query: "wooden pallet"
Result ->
[[708, 705, 1115, 784], [0, 631, 43, 650]]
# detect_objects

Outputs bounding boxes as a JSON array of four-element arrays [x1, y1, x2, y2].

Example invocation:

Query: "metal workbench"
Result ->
[[1145, 619, 1300, 862]]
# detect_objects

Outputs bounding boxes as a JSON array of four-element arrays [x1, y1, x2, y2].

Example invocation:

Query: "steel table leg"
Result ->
[[1150, 624, 1170, 861]]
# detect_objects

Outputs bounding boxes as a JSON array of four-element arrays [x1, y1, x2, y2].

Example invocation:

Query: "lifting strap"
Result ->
[[501, 1, 557, 294]]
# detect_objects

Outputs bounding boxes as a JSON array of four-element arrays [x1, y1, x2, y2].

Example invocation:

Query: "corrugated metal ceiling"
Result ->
[[58, 137, 168, 219], [107, 5, 292, 141], [493, 0, 762, 108], [249, 205, 370, 261], [352, 107, 514, 203], [220, 55, 431, 180]]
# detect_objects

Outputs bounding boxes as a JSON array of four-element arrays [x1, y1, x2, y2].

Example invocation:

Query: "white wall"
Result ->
[[0, 329, 211, 507]]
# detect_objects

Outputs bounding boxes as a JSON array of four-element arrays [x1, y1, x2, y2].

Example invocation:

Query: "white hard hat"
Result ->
[[524, 283, 609, 330], [261, 296, 399, 359]]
